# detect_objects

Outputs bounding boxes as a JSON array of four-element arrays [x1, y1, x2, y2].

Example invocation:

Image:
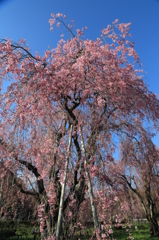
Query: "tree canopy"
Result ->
[[0, 13, 159, 239]]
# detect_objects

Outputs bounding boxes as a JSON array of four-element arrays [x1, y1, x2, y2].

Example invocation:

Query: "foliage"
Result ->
[[0, 12, 159, 239], [114, 132, 159, 237], [0, 167, 37, 220]]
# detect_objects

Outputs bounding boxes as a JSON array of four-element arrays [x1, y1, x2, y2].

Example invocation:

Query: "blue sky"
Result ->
[[0, 0, 159, 146]]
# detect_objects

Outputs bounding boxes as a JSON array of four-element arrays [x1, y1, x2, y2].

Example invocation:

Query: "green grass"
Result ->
[[113, 229, 151, 240], [112, 223, 159, 240], [74, 223, 159, 239], [0, 220, 41, 240], [1, 221, 159, 239]]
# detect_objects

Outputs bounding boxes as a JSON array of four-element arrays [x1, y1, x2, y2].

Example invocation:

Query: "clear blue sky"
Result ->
[[0, 0, 159, 146]]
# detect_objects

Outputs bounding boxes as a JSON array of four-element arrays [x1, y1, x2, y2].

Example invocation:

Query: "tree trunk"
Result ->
[[79, 126, 99, 230], [56, 125, 73, 240], [0, 178, 4, 217], [149, 218, 159, 237], [147, 199, 159, 237]]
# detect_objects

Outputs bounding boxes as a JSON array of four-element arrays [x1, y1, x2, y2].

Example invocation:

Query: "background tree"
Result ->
[[115, 131, 159, 237], [0, 163, 37, 220]]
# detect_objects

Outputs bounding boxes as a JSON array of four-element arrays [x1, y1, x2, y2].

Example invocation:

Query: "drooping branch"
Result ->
[[0, 139, 46, 196], [0, 162, 38, 197], [119, 174, 148, 217], [0, 39, 41, 62]]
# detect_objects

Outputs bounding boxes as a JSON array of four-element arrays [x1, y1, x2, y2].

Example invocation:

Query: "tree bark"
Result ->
[[0, 178, 4, 209], [148, 217, 159, 237], [56, 125, 73, 240], [79, 126, 99, 230], [147, 201, 159, 237]]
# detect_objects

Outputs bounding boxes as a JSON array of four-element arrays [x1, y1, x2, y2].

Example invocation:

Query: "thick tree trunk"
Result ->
[[149, 218, 159, 237], [147, 200, 159, 237], [140, 202, 159, 237], [56, 125, 73, 240], [79, 126, 99, 230]]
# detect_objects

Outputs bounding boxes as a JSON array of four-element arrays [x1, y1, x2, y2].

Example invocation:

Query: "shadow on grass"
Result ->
[[113, 229, 159, 240]]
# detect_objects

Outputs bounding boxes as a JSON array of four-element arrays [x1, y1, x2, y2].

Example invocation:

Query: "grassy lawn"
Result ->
[[113, 223, 159, 240], [1, 221, 159, 239], [74, 223, 159, 239], [113, 228, 157, 240], [0, 220, 41, 240], [0, 228, 41, 240]]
